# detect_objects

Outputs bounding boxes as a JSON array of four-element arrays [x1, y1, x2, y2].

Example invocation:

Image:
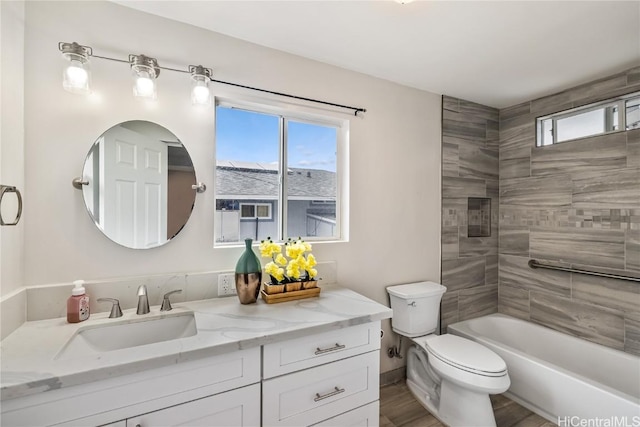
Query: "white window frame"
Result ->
[[214, 97, 349, 245], [239, 203, 273, 220], [536, 91, 640, 147]]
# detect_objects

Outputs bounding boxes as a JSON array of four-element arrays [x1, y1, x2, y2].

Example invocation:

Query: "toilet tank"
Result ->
[[387, 282, 447, 337]]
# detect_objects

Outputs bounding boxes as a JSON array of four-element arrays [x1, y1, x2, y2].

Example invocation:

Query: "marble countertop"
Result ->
[[0, 284, 392, 401]]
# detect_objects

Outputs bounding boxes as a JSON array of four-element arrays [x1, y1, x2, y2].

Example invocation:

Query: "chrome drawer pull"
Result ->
[[314, 343, 346, 355], [314, 386, 345, 402]]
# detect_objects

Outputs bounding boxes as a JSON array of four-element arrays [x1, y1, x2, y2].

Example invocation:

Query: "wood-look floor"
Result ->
[[379, 383, 557, 427]]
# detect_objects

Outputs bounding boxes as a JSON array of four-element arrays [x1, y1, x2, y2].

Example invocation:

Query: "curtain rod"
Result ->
[[528, 259, 640, 283], [92, 53, 367, 116], [207, 77, 366, 116]]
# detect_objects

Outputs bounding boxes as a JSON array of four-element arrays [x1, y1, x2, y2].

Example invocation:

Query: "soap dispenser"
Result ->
[[67, 280, 90, 323]]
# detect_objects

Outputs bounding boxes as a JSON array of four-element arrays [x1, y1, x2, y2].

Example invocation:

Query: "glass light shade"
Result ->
[[191, 76, 211, 107], [62, 53, 90, 94], [132, 65, 157, 100]]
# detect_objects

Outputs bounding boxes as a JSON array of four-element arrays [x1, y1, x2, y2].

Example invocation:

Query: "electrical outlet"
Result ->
[[218, 273, 236, 296]]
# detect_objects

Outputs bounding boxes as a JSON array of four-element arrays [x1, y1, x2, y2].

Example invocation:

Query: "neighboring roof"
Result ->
[[216, 160, 278, 172], [216, 161, 336, 200]]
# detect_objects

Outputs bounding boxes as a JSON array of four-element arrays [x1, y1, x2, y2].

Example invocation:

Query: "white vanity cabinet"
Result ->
[[262, 321, 381, 427], [0, 298, 390, 427]]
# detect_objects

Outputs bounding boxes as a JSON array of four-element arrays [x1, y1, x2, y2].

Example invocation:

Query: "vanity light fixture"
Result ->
[[57, 41, 366, 115], [189, 65, 213, 107], [129, 54, 160, 101], [59, 42, 92, 94]]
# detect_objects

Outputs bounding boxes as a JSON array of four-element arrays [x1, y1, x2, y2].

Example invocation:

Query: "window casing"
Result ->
[[214, 100, 346, 245], [536, 92, 640, 147]]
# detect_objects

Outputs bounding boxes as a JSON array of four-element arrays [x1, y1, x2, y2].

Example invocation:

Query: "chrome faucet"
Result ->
[[97, 298, 123, 318], [161, 289, 182, 312], [136, 284, 150, 315]]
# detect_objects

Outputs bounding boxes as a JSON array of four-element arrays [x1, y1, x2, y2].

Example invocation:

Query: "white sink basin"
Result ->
[[57, 312, 197, 359]]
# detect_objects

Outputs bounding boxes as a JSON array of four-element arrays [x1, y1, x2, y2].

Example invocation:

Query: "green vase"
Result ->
[[235, 238, 262, 304]]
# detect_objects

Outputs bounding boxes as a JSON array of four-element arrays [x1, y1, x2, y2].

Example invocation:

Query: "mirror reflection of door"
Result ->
[[80, 121, 197, 249], [101, 125, 168, 248], [166, 146, 197, 239]]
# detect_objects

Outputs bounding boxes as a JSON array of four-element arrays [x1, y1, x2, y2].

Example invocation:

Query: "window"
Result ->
[[536, 92, 639, 147], [214, 103, 343, 244], [240, 203, 272, 220], [627, 98, 640, 130]]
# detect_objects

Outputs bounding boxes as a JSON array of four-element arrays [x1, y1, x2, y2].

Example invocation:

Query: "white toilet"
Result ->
[[387, 282, 510, 427]]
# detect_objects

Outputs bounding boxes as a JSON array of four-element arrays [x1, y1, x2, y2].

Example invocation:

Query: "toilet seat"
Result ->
[[427, 334, 507, 377], [413, 334, 507, 377], [411, 334, 510, 395]]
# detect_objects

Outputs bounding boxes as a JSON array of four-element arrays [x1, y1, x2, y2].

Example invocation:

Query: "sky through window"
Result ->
[[216, 106, 337, 172]]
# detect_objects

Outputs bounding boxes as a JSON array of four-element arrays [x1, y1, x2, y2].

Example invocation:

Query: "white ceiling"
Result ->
[[116, 1, 640, 109]]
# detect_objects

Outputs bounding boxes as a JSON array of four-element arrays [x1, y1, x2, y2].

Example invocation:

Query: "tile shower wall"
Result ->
[[498, 66, 640, 356], [441, 96, 500, 332]]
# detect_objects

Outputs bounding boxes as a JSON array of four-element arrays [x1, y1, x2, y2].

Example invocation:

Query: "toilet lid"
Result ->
[[425, 334, 507, 377], [387, 282, 446, 298]]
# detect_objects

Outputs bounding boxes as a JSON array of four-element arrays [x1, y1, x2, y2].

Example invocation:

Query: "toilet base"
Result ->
[[407, 377, 497, 427], [439, 379, 497, 426], [406, 378, 441, 421]]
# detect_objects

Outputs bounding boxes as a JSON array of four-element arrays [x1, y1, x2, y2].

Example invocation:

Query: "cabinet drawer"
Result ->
[[126, 383, 260, 427], [3, 347, 260, 427], [262, 351, 380, 427], [312, 401, 379, 427], [263, 321, 380, 378]]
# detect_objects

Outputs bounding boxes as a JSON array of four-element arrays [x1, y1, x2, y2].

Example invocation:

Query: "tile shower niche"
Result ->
[[468, 197, 491, 237]]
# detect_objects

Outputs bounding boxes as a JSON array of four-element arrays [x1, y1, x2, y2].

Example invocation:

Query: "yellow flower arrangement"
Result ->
[[259, 237, 318, 284]]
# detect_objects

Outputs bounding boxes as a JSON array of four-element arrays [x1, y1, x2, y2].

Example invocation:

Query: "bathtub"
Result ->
[[448, 314, 640, 422]]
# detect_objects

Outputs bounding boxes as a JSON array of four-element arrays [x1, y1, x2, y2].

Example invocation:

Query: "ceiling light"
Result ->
[[59, 42, 92, 94], [56, 41, 365, 115], [189, 65, 213, 107], [129, 54, 160, 100]]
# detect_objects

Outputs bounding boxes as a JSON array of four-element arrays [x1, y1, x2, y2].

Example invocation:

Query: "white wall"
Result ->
[[1, 0, 26, 297], [22, 1, 441, 373]]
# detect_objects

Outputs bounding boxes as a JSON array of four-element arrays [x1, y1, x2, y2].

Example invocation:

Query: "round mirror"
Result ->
[[80, 120, 197, 249]]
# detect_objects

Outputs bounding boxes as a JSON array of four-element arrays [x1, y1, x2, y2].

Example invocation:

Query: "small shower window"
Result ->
[[468, 198, 491, 238], [627, 98, 640, 130], [536, 91, 640, 147]]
